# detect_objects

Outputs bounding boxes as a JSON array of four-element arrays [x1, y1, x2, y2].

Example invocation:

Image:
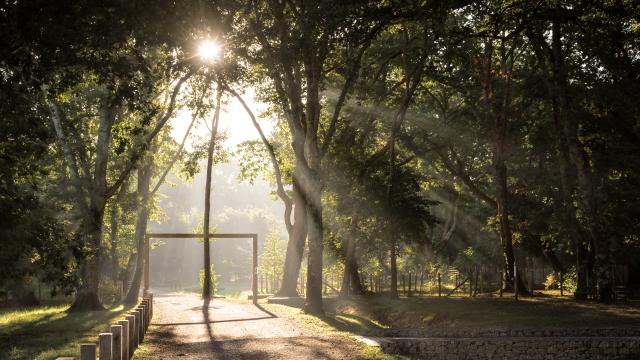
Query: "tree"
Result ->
[[234, 0, 388, 313]]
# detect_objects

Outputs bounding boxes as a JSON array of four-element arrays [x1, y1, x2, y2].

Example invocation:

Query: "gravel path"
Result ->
[[139, 292, 366, 359]]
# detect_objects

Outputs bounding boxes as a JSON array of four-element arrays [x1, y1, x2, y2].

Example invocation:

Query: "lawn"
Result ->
[[332, 295, 640, 329], [0, 304, 135, 360], [265, 294, 640, 336]]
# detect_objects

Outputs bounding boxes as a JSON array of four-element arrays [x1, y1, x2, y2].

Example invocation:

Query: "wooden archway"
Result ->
[[144, 233, 258, 304]]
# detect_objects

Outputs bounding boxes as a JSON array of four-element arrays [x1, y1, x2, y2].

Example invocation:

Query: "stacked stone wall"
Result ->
[[375, 327, 640, 359]]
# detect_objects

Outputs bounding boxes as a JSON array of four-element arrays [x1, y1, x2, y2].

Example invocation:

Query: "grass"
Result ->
[[331, 294, 640, 328], [262, 302, 408, 360], [0, 303, 136, 360], [260, 294, 640, 359]]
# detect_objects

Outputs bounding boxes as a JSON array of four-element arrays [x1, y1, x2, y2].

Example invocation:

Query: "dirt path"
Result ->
[[138, 292, 366, 359]]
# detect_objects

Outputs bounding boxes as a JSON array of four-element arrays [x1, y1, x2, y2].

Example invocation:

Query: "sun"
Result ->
[[198, 40, 221, 61]]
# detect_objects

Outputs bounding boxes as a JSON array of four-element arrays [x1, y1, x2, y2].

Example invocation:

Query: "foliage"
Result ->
[[260, 231, 286, 281], [199, 264, 219, 294]]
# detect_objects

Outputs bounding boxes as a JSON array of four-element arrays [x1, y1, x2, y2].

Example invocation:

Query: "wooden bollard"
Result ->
[[141, 300, 149, 329], [117, 319, 129, 360], [98, 333, 112, 360], [125, 314, 136, 355], [80, 343, 97, 360], [130, 311, 140, 348], [438, 273, 442, 297], [135, 308, 144, 342], [141, 303, 148, 331], [110, 324, 123, 360], [144, 299, 151, 327]]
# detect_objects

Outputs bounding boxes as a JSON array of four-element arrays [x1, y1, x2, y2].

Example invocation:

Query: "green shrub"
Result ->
[[199, 264, 218, 294]]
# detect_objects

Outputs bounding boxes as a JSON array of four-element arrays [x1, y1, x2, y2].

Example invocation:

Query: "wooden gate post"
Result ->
[[252, 234, 258, 305]]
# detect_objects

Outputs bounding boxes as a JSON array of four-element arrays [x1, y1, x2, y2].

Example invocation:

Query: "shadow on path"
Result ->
[[140, 291, 365, 359]]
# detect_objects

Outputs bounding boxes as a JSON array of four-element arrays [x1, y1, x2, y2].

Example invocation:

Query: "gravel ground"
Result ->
[[137, 291, 366, 359]]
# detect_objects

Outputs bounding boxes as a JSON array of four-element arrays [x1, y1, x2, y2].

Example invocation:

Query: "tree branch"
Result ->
[[320, 21, 387, 158], [46, 98, 83, 190], [148, 108, 198, 198], [105, 70, 193, 199], [223, 84, 294, 234]]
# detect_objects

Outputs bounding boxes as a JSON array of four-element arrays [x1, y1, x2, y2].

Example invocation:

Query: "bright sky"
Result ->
[[170, 88, 272, 150]]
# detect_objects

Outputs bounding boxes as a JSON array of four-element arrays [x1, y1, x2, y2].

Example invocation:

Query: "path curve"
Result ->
[[139, 292, 366, 359]]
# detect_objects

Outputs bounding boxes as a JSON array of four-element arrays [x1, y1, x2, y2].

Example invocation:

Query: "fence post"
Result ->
[[437, 273, 442, 297], [110, 325, 123, 360], [530, 270, 535, 296], [80, 343, 97, 360], [408, 273, 412, 297], [117, 320, 129, 360], [131, 311, 140, 347], [560, 271, 564, 296], [98, 333, 112, 360], [514, 262, 519, 301], [144, 299, 151, 328], [126, 314, 137, 354], [136, 308, 144, 342]]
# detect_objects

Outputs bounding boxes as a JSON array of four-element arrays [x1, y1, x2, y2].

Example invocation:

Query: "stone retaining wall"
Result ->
[[376, 326, 640, 338], [380, 336, 640, 359], [372, 327, 640, 359]]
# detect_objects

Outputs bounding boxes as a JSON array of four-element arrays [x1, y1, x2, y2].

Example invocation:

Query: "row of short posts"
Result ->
[[59, 293, 153, 360]]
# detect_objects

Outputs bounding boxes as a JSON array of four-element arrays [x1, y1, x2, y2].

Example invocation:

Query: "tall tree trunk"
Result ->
[[385, 50, 424, 300], [304, 166, 324, 314], [547, 20, 612, 302], [69, 201, 106, 311], [69, 94, 115, 311], [494, 145, 527, 294], [202, 88, 222, 299], [122, 253, 136, 298], [552, 87, 591, 300], [340, 216, 364, 297], [527, 23, 593, 300], [222, 86, 306, 298], [563, 112, 611, 301], [124, 159, 152, 304], [110, 204, 119, 284], [277, 181, 308, 297], [387, 133, 399, 299]]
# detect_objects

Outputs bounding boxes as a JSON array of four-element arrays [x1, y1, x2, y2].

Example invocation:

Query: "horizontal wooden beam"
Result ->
[[145, 233, 257, 239]]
